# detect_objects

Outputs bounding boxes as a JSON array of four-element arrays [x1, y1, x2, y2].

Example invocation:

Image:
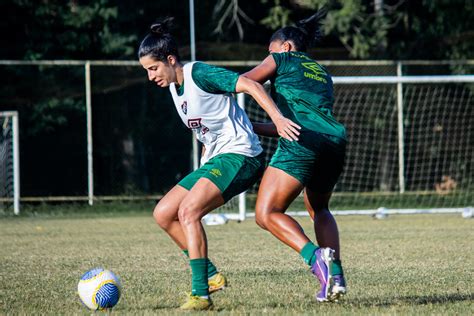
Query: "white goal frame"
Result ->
[[0, 111, 20, 215], [218, 74, 474, 220]]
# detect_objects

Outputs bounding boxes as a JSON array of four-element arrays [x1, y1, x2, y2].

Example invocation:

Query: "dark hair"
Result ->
[[269, 10, 326, 52], [138, 17, 181, 62]]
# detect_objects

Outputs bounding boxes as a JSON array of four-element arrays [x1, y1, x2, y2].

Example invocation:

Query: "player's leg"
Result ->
[[305, 133, 347, 301], [305, 189, 346, 301], [255, 166, 307, 251], [179, 177, 225, 258], [304, 190, 340, 259], [153, 184, 188, 249], [256, 167, 334, 302], [179, 153, 264, 310], [153, 170, 223, 297], [178, 177, 225, 310]]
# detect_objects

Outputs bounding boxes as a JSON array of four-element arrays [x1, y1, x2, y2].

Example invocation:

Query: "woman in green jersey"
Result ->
[[138, 17, 300, 310], [243, 11, 347, 302]]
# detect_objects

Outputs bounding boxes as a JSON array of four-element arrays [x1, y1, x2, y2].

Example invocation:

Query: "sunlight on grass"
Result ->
[[0, 213, 472, 314]]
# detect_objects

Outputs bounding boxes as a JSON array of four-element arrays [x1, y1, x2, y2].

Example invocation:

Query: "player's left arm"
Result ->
[[242, 55, 276, 84], [235, 76, 300, 141]]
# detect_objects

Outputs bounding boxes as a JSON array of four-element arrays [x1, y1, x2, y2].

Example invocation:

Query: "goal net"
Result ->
[[0, 111, 20, 215], [230, 76, 473, 217]]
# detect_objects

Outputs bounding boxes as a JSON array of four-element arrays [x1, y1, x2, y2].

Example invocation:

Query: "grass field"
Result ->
[[0, 208, 472, 314]]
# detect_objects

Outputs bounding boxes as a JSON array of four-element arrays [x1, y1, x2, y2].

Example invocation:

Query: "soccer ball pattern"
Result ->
[[77, 268, 121, 310]]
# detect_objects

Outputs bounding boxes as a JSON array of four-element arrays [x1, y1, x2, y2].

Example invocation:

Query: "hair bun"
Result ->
[[150, 17, 174, 36]]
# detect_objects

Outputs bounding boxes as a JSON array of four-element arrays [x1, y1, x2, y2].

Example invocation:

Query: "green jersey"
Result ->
[[175, 62, 239, 96], [271, 52, 346, 139]]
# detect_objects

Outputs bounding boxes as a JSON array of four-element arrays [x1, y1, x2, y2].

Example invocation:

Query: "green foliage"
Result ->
[[0, 0, 138, 135], [260, 0, 291, 29], [9, 0, 136, 59], [401, 0, 474, 60], [260, 0, 403, 59], [26, 97, 84, 136]]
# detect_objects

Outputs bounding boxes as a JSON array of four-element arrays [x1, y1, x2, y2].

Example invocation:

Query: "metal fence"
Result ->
[[0, 60, 473, 205]]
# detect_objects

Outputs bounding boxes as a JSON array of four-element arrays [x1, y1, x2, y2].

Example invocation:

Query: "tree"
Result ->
[[260, 0, 405, 59], [0, 0, 136, 60]]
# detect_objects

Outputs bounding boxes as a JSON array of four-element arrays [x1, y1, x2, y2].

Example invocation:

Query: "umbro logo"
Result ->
[[210, 169, 222, 177]]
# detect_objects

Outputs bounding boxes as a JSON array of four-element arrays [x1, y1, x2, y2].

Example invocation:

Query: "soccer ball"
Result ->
[[77, 268, 121, 310]]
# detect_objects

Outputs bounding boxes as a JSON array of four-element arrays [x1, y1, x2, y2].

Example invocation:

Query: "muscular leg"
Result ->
[[176, 178, 225, 300], [255, 166, 309, 252], [178, 178, 225, 259], [304, 188, 341, 260], [304, 188, 346, 299], [153, 185, 189, 249]]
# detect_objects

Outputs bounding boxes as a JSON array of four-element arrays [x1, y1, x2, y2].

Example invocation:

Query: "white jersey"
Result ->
[[169, 62, 262, 164]]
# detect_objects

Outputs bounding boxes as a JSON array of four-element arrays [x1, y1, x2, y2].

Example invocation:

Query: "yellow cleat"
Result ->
[[180, 294, 213, 311], [208, 272, 228, 294]]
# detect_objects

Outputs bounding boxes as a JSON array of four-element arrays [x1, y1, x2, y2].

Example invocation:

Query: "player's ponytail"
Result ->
[[138, 17, 181, 62], [295, 9, 326, 46], [269, 9, 326, 52]]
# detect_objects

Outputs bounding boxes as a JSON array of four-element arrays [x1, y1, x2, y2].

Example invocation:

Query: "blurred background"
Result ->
[[0, 0, 472, 210]]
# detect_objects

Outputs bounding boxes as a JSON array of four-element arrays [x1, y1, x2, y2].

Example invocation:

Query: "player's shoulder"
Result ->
[[272, 51, 316, 66], [189, 62, 213, 83]]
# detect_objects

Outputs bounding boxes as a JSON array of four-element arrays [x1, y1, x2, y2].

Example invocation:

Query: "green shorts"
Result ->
[[269, 131, 347, 193], [178, 152, 265, 202]]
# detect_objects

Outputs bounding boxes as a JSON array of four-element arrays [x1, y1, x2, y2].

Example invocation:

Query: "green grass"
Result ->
[[0, 212, 472, 314]]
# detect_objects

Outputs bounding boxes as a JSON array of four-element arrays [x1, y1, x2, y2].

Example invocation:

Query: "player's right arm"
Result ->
[[242, 55, 276, 84], [235, 76, 300, 141]]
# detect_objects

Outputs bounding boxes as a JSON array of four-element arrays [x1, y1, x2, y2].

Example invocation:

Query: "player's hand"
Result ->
[[274, 117, 301, 141]]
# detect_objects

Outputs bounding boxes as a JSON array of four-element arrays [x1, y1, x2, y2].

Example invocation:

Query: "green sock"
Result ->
[[190, 258, 209, 296], [332, 259, 344, 276], [300, 242, 319, 266], [183, 250, 218, 278]]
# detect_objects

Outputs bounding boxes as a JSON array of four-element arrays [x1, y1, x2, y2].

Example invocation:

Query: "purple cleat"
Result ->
[[310, 247, 335, 302], [329, 274, 347, 301]]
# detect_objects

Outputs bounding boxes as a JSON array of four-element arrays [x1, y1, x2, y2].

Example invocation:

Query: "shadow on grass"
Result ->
[[348, 292, 473, 307]]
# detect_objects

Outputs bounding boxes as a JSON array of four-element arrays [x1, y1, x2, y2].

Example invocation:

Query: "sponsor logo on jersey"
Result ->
[[187, 118, 202, 129], [301, 62, 328, 84], [210, 168, 222, 177], [181, 101, 187, 114]]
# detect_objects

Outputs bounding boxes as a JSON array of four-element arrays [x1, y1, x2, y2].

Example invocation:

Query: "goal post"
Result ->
[[0, 111, 20, 215], [215, 75, 474, 220]]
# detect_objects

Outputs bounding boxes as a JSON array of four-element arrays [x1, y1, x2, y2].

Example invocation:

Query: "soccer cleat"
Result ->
[[208, 272, 227, 294], [329, 274, 347, 301], [179, 294, 213, 310], [310, 247, 335, 302]]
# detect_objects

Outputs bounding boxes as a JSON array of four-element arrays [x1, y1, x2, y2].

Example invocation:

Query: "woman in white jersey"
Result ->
[[138, 17, 300, 311]]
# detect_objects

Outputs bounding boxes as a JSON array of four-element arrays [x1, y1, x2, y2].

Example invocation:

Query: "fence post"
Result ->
[[85, 61, 94, 205], [237, 93, 247, 221], [12, 112, 20, 215], [397, 61, 406, 193]]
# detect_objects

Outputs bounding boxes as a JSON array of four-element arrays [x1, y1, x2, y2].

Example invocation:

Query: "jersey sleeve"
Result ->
[[270, 52, 289, 76], [191, 62, 240, 94]]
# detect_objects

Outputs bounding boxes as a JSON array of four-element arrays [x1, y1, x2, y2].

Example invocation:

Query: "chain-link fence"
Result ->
[[0, 60, 472, 208]]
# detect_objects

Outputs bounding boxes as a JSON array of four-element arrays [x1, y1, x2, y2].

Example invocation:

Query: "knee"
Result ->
[[255, 205, 271, 230], [255, 217, 267, 230], [177, 202, 200, 226], [312, 208, 334, 223], [313, 207, 331, 216], [153, 204, 171, 230]]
